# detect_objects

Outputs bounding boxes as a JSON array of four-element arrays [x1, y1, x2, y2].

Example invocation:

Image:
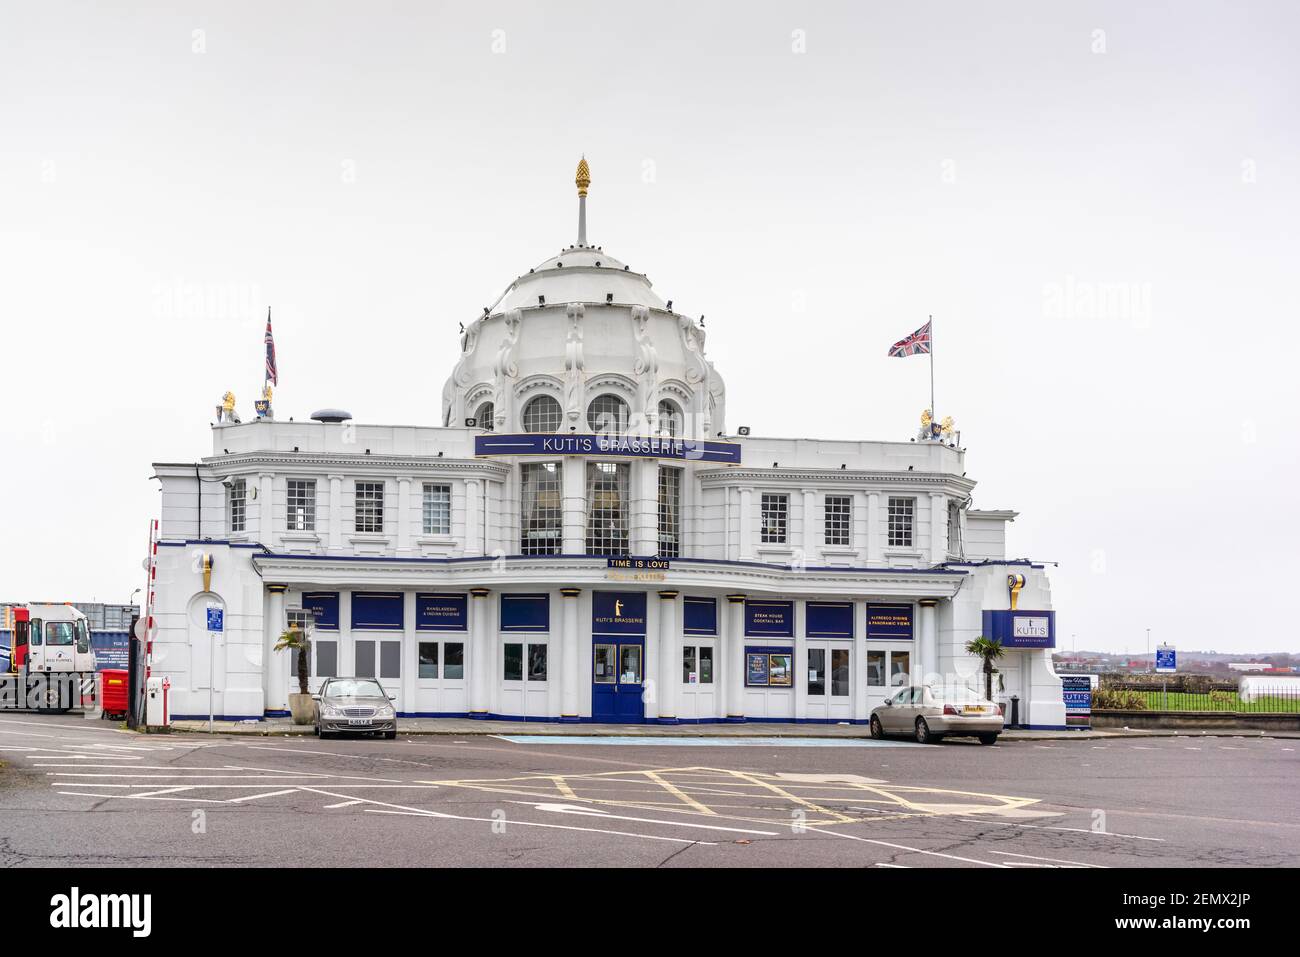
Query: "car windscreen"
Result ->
[[45, 621, 77, 646], [929, 685, 987, 703], [324, 679, 385, 698]]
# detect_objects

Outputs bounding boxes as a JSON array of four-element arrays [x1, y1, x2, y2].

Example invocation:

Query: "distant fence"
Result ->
[[1091, 685, 1300, 714]]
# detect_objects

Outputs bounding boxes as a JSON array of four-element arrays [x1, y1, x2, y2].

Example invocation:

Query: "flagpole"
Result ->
[[929, 315, 935, 428]]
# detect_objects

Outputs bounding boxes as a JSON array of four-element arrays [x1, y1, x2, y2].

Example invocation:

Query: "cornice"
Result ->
[[696, 468, 976, 492], [190, 453, 510, 477]]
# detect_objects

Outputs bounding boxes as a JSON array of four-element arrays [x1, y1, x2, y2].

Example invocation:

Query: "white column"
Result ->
[[465, 479, 481, 556], [918, 599, 938, 685], [265, 584, 288, 713], [562, 458, 585, 553], [801, 488, 816, 561], [726, 594, 746, 720], [631, 461, 658, 556], [738, 487, 754, 560], [867, 492, 882, 564], [469, 588, 490, 715], [337, 591, 354, 676], [328, 475, 344, 552], [560, 588, 581, 720], [793, 600, 807, 719], [257, 473, 274, 548], [400, 591, 417, 714], [397, 478, 412, 555], [656, 591, 679, 722], [929, 493, 947, 564]]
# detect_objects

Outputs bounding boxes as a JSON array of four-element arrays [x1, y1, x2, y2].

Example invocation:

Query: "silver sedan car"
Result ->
[[313, 677, 398, 739], [869, 684, 1004, 745]]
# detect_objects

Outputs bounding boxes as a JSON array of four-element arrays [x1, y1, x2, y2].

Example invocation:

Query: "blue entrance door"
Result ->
[[592, 640, 644, 722]]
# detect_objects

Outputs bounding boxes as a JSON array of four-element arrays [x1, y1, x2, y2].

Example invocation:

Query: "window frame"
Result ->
[[422, 482, 452, 536], [520, 461, 563, 556], [522, 394, 564, 433], [586, 393, 629, 436], [355, 481, 386, 534], [760, 492, 789, 545], [585, 461, 630, 557], [657, 465, 682, 558], [228, 478, 247, 533], [286, 478, 316, 532], [887, 496, 915, 548], [824, 494, 852, 547]]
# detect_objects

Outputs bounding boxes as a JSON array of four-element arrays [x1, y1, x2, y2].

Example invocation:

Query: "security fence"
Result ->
[[1091, 684, 1300, 714]]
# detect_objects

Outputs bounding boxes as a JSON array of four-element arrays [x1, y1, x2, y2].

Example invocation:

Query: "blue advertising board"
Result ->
[[743, 600, 794, 638], [416, 593, 467, 631], [1061, 675, 1092, 728], [475, 432, 742, 465], [302, 592, 340, 631], [805, 601, 854, 638], [866, 604, 913, 640], [206, 606, 224, 632], [981, 609, 1056, 649], [500, 593, 551, 632], [91, 631, 130, 670], [351, 592, 404, 631], [683, 596, 717, 636], [1155, 645, 1176, 673]]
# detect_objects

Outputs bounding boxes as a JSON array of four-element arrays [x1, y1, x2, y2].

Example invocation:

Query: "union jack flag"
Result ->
[[264, 309, 278, 385], [887, 320, 931, 357]]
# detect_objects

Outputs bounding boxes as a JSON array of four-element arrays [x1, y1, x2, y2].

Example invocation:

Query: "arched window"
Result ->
[[474, 401, 495, 432], [657, 399, 683, 438], [586, 394, 629, 436], [522, 394, 563, 433]]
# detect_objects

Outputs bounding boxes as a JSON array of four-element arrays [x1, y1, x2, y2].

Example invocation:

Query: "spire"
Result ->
[[575, 156, 590, 246]]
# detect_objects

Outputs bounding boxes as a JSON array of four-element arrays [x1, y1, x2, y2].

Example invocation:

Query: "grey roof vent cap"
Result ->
[[311, 408, 353, 423]]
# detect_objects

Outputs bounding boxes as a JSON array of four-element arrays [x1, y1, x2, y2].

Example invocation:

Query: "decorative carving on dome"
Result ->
[[453, 316, 484, 388], [631, 305, 660, 428], [492, 310, 522, 431], [678, 314, 709, 385], [564, 303, 586, 426]]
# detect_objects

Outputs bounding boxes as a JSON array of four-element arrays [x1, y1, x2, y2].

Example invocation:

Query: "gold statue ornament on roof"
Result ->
[[222, 391, 236, 413], [575, 157, 591, 197]]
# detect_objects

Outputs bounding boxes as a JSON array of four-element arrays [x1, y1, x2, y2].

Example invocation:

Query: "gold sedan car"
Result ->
[[869, 684, 1004, 745]]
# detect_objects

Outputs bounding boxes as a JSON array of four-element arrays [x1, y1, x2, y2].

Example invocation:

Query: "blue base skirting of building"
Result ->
[[172, 714, 267, 722], [172, 712, 1069, 729], [264, 710, 290, 718]]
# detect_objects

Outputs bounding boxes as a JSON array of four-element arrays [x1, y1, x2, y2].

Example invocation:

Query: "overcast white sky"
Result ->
[[1, 1, 1296, 654]]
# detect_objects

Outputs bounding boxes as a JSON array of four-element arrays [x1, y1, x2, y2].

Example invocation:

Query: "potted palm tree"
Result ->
[[964, 635, 1005, 702], [273, 625, 315, 724]]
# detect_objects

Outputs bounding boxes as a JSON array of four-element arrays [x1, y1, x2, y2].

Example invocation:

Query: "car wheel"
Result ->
[[915, 717, 935, 744], [385, 728, 397, 740], [869, 715, 885, 740], [978, 733, 999, 746]]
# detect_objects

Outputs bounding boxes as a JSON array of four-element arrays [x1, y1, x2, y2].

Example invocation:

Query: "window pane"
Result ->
[[657, 466, 681, 558], [287, 480, 316, 532], [831, 648, 850, 696], [229, 479, 247, 533], [523, 395, 563, 433], [418, 642, 439, 679], [520, 462, 563, 555], [315, 640, 338, 678], [867, 650, 885, 687], [380, 641, 401, 679], [824, 495, 851, 547], [889, 651, 910, 686], [808, 647, 826, 696], [503, 643, 523, 681], [475, 401, 494, 432], [444, 643, 464, 679], [423, 483, 451, 536], [682, 646, 697, 683], [619, 645, 642, 683], [699, 647, 713, 684], [356, 482, 385, 533], [887, 497, 914, 548], [586, 394, 628, 435], [593, 644, 616, 683], [761, 493, 788, 544], [528, 644, 548, 681], [355, 640, 376, 678], [657, 399, 682, 438], [585, 462, 629, 556]]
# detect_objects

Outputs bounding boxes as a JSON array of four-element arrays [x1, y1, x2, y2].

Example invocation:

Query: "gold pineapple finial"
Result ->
[[575, 156, 591, 197]]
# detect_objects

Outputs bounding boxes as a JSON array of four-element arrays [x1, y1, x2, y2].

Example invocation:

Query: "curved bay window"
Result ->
[[474, 401, 495, 432], [522, 394, 563, 433], [586, 394, 629, 436], [520, 462, 562, 555], [585, 462, 629, 556], [657, 399, 682, 438]]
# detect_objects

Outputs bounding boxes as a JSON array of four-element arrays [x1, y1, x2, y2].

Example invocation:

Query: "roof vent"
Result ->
[[311, 409, 353, 424]]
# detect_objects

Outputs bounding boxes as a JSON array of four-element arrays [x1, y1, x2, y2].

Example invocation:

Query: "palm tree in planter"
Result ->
[[964, 635, 1005, 702], [273, 625, 314, 724]]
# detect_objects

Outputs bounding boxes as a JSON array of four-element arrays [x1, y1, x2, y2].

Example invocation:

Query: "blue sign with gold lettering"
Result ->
[[592, 591, 646, 635], [866, 604, 913, 640], [744, 600, 794, 637], [476, 433, 742, 465], [981, 609, 1056, 649], [416, 593, 467, 631]]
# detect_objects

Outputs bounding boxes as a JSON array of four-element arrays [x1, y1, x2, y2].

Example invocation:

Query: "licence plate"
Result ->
[[963, 706, 987, 714], [347, 718, 373, 726]]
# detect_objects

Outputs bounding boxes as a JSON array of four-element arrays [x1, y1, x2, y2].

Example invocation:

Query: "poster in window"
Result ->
[[747, 653, 769, 686], [768, 653, 793, 687]]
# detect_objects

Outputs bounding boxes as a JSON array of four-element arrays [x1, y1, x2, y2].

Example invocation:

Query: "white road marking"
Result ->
[[128, 787, 196, 799], [956, 818, 1163, 841], [511, 801, 779, 835], [56, 791, 229, 803], [228, 789, 301, 803], [324, 800, 365, 809], [986, 849, 1105, 868], [874, 862, 909, 868], [814, 826, 1009, 867]]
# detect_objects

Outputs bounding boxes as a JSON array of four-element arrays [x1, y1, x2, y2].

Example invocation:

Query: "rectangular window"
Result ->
[[867, 650, 886, 687], [699, 646, 713, 684], [315, 640, 338, 679], [947, 501, 961, 556], [286, 479, 316, 532], [418, 642, 439, 679], [887, 496, 914, 548], [229, 479, 247, 533], [520, 463, 562, 555], [422, 483, 451, 536], [355, 482, 385, 533], [657, 466, 682, 558], [683, 645, 697, 683], [585, 462, 629, 556], [808, 647, 826, 696], [528, 644, 548, 681], [760, 493, 788, 544], [380, 641, 401, 680], [444, 642, 464, 679], [356, 640, 376, 678], [831, 648, 851, 697], [890, 650, 911, 686], [503, 642, 523, 681], [824, 494, 851, 547]]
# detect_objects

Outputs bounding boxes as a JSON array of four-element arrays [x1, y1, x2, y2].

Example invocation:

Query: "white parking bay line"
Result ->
[[957, 818, 1163, 842], [986, 849, 1105, 868], [815, 827, 1010, 867], [324, 800, 365, 809], [228, 789, 301, 803]]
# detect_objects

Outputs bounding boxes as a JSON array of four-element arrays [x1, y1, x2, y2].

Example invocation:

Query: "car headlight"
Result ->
[[321, 705, 343, 718], [378, 706, 395, 718]]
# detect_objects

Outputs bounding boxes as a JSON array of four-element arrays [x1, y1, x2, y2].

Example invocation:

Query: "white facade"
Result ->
[[147, 166, 1066, 728]]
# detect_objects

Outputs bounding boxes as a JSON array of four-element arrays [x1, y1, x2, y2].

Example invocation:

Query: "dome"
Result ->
[[496, 246, 665, 313]]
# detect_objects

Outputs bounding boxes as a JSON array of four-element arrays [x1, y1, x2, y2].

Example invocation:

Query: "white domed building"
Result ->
[[147, 161, 1066, 730]]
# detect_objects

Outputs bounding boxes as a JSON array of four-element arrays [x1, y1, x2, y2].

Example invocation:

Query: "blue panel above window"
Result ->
[[683, 596, 718, 636], [416, 593, 467, 632], [744, 600, 794, 638], [806, 601, 854, 638], [866, 604, 913, 640], [591, 591, 647, 636], [302, 592, 339, 632], [351, 592, 404, 631], [501, 593, 550, 632]]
